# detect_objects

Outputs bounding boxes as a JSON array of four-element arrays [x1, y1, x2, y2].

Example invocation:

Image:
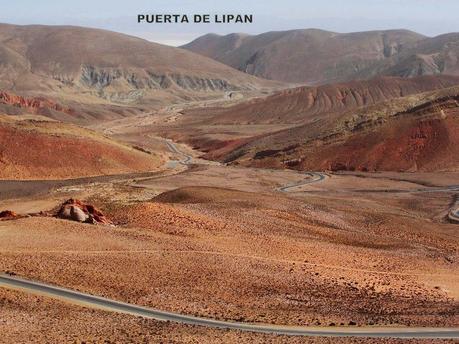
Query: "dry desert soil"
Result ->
[[0, 23, 458, 344], [1, 134, 458, 342]]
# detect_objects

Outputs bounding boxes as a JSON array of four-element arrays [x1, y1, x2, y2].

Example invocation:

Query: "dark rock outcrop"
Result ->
[[0, 210, 18, 220]]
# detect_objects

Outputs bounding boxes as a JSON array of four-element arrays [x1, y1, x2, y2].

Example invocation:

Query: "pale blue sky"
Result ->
[[2, 0, 459, 45]]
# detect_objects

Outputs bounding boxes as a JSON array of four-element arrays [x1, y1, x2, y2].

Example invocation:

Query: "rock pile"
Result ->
[[0, 210, 18, 220], [57, 199, 111, 225]]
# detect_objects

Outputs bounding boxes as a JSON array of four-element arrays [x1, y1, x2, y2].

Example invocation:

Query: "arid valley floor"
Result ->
[[1, 108, 458, 343], [0, 23, 459, 343]]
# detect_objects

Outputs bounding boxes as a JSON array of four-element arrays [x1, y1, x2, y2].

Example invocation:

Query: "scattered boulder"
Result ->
[[57, 199, 111, 225], [0, 210, 18, 220]]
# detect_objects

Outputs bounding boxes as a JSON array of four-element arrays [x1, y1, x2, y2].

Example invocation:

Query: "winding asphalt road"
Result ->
[[278, 172, 327, 192], [1, 274, 458, 339], [164, 139, 328, 191], [2, 139, 458, 338], [165, 140, 193, 165]]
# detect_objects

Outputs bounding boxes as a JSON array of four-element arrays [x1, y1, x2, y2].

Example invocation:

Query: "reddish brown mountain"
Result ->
[[196, 80, 459, 172], [185, 75, 459, 125], [0, 23, 276, 109]]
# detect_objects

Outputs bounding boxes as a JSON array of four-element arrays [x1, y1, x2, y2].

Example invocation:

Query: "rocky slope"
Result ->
[[203, 85, 459, 172], [183, 29, 459, 84], [0, 91, 74, 115], [184, 75, 459, 125], [0, 23, 276, 109], [0, 115, 162, 179], [382, 32, 459, 77]]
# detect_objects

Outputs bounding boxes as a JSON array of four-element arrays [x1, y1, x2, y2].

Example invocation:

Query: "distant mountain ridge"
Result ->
[[182, 29, 459, 84], [0, 23, 276, 111]]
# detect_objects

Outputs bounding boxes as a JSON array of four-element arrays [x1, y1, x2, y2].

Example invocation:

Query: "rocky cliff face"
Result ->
[[0, 24, 274, 107], [77, 65, 242, 91], [0, 91, 74, 115], [42, 65, 251, 103]]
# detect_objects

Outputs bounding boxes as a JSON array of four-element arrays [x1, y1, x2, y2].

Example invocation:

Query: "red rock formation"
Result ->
[[0, 91, 74, 115], [185, 75, 459, 125], [218, 93, 459, 172], [57, 199, 111, 225]]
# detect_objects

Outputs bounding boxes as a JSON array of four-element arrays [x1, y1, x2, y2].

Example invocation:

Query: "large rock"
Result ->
[[56, 199, 111, 225], [69, 205, 88, 222], [0, 210, 18, 220]]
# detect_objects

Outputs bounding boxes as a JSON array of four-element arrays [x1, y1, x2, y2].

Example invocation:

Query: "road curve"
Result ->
[[278, 172, 327, 192], [165, 140, 193, 165], [1, 274, 458, 339], [164, 138, 327, 191]]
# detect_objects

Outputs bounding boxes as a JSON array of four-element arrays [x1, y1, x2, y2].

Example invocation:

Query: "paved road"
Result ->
[[278, 172, 327, 192], [165, 141, 327, 192], [1, 274, 458, 339], [395, 185, 459, 194], [0, 171, 164, 201], [449, 207, 459, 223], [163, 142, 459, 196], [165, 140, 193, 165]]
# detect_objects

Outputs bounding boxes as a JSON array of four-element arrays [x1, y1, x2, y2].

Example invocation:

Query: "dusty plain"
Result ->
[[1, 128, 458, 342]]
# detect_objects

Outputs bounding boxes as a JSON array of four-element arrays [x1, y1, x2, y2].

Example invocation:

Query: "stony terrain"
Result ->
[[1, 116, 458, 341], [1, 167, 458, 330]]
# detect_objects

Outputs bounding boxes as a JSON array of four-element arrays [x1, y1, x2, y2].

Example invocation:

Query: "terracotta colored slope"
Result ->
[[217, 90, 459, 172], [291, 114, 459, 172], [0, 118, 161, 180], [0, 91, 74, 115], [185, 75, 459, 125]]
